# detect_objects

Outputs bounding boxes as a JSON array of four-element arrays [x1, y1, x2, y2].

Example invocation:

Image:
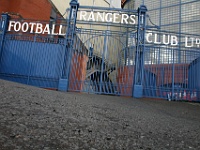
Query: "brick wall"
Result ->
[[0, 0, 10, 13], [117, 64, 189, 96], [0, 0, 52, 20]]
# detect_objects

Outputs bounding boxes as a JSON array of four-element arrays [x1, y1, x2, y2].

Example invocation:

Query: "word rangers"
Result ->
[[79, 11, 136, 24]]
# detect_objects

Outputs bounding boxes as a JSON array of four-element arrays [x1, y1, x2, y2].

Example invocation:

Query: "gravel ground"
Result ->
[[0, 79, 200, 150]]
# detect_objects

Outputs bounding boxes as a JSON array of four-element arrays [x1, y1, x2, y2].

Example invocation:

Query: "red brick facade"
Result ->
[[0, 0, 55, 20], [117, 64, 189, 96]]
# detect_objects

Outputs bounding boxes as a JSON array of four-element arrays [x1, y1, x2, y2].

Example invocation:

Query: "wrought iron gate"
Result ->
[[0, 15, 67, 89], [59, 0, 200, 101], [143, 29, 200, 101], [58, 0, 147, 97]]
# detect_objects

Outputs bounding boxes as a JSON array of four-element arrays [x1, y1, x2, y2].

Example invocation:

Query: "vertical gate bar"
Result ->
[[0, 14, 9, 64], [172, 48, 175, 100], [100, 31, 108, 94], [133, 5, 147, 98], [58, 0, 79, 91], [178, 0, 182, 64], [27, 35, 36, 85]]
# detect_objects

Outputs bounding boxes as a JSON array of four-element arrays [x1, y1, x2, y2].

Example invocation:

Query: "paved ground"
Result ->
[[0, 79, 200, 150]]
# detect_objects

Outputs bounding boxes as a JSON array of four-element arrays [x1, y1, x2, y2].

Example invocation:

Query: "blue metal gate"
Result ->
[[142, 29, 200, 101], [58, 1, 147, 97], [0, 15, 68, 89], [63, 0, 200, 101]]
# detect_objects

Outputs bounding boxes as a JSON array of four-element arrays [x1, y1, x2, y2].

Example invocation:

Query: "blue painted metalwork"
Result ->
[[123, 0, 200, 101], [143, 69, 157, 97], [0, 34, 66, 89], [0, 14, 9, 60], [66, 3, 140, 96], [58, 0, 79, 91], [188, 57, 200, 101], [142, 29, 200, 101], [133, 5, 147, 98]]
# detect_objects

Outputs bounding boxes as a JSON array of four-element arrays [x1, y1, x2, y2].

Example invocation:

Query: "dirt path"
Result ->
[[0, 79, 200, 149]]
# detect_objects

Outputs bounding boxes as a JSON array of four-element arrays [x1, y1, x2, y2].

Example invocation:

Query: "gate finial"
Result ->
[[138, 5, 147, 14], [70, 0, 79, 7]]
